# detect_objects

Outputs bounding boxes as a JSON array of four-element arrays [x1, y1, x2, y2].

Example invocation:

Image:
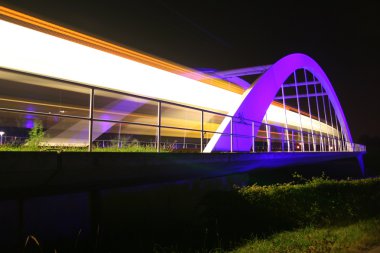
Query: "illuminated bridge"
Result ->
[[0, 7, 366, 186]]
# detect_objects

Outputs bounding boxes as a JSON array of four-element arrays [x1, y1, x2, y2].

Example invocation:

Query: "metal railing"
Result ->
[[0, 68, 366, 153]]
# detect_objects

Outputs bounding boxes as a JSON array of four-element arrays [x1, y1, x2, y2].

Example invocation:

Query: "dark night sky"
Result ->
[[2, 0, 380, 141]]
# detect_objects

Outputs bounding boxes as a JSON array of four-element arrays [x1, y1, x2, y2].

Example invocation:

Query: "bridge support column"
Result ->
[[356, 153, 365, 177]]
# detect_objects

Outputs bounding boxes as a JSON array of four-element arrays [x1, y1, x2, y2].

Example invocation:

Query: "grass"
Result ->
[[200, 176, 380, 251], [0, 143, 168, 152], [237, 175, 380, 226], [229, 217, 380, 253]]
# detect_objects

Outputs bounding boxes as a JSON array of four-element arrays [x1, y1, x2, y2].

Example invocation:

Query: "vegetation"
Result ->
[[0, 125, 174, 152], [199, 175, 380, 250], [230, 217, 380, 253], [0, 144, 163, 152], [16, 175, 380, 252], [25, 120, 45, 147], [93, 144, 160, 152], [22, 218, 380, 253]]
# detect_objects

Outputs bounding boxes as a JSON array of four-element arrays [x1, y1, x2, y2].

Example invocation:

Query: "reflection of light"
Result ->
[[266, 104, 339, 137], [25, 119, 34, 129], [25, 113, 34, 120], [26, 105, 35, 112], [0, 19, 241, 113]]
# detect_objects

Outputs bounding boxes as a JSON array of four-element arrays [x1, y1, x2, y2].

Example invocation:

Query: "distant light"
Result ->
[[0, 131, 4, 145], [59, 110, 65, 114]]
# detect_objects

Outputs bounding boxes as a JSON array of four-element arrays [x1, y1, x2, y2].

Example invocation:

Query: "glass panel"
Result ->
[[257, 123, 267, 138], [202, 116, 231, 152], [271, 138, 283, 151], [232, 117, 253, 149], [203, 132, 231, 152], [160, 127, 201, 153], [326, 136, 334, 151], [232, 135, 252, 152], [270, 125, 284, 141], [0, 69, 90, 117], [286, 129, 300, 151], [303, 133, 312, 151], [203, 112, 226, 132], [92, 121, 157, 152], [161, 103, 201, 131], [0, 110, 89, 150], [94, 90, 158, 125], [254, 136, 268, 152], [314, 134, 322, 151]]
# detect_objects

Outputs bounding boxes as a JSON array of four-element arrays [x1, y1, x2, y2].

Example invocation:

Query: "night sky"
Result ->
[[2, 0, 379, 141]]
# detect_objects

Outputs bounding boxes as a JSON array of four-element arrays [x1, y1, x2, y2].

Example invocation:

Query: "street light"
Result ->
[[0, 131, 5, 145]]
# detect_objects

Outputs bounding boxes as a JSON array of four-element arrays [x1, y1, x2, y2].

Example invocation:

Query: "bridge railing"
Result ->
[[0, 68, 366, 153]]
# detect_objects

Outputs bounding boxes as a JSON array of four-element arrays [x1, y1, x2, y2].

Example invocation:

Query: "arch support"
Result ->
[[204, 53, 352, 152]]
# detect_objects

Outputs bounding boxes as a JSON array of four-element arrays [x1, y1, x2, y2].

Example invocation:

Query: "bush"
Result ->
[[199, 176, 380, 248], [25, 120, 45, 147]]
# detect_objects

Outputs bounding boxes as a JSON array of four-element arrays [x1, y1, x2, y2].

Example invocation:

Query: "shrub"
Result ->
[[25, 120, 45, 147], [199, 176, 380, 248]]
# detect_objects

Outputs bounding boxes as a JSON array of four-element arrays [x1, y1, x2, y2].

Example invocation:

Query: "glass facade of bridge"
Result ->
[[0, 68, 365, 153]]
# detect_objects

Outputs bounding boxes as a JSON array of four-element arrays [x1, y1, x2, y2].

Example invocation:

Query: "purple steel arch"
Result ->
[[206, 53, 353, 152]]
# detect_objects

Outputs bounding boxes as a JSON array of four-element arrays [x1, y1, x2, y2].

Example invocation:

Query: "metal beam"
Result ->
[[274, 92, 327, 100], [283, 80, 320, 87], [222, 76, 251, 89], [211, 65, 272, 78]]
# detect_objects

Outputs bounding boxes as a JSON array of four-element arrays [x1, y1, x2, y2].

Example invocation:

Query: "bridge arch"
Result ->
[[204, 53, 352, 152]]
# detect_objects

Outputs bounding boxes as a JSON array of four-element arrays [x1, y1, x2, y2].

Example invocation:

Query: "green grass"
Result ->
[[0, 144, 87, 152], [93, 145, 161, 152], [200, 176, 380, 251], [230, 217, 380, 253], [237, 176, 380, 227], [0, 144, 168, 152]]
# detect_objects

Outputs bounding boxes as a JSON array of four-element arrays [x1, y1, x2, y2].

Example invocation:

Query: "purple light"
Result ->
[[210, 53, 353, 152], [26, 105, 35, 113], [25, 119, 34, 129]]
